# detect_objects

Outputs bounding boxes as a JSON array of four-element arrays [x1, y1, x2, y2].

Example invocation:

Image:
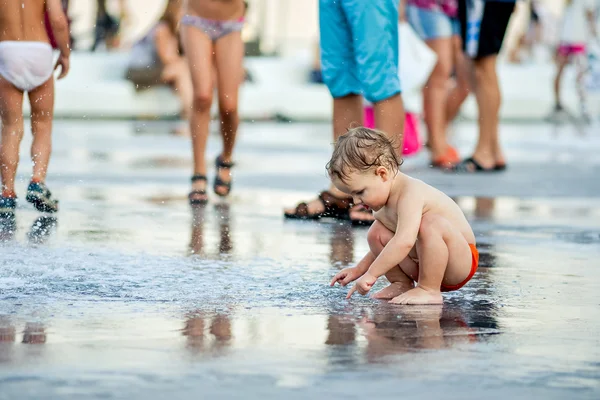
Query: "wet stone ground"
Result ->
[[0, 120, 599, 399]]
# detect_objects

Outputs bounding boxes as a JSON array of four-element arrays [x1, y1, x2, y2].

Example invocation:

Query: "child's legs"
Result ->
[[573, 53, 588, 113], [0, 76, 25, 196], [415, 214, 472, 292], [214, 30, 243, 161], [181, 25, 215, 179], [554, 52, 569, 107], [28, 77, 55, 183], [366, 221, 415, 291]]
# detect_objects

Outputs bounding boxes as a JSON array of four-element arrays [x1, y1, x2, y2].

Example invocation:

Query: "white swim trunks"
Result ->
[[0, 41, 54, 92]]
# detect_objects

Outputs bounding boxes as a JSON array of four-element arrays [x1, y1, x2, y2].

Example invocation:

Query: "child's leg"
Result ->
[[0, 76, 25, 198], [553, 52, 569, 109], [181, 25, 215, 201], [366, 221, 415, 299], [390, 214, 472, 305], [28, 78, 55, 183], [573, 53, 588, 117], [213, 30, 243, 195]]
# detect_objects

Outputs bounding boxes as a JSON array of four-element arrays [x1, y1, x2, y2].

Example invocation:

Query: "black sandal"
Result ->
[[349, 204, 375, 226], [189, 174, 208, 205], [214, 155, 234, 197], [450, 157, 497, 173], [284, 191, 352, 221]]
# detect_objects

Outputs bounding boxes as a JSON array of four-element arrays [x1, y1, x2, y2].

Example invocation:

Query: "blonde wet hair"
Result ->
[[326, 127, 402, 184]]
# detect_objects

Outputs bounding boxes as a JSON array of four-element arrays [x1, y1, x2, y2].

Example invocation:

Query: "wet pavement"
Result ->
[[1, 120, 599, 399]]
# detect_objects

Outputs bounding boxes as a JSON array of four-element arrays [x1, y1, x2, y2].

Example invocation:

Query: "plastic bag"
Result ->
[[399, 22, 438, 93], [585, 40, 600, 92]]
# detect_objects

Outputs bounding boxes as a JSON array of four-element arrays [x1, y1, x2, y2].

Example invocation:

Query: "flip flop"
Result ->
[[450, 157, 497, 173]]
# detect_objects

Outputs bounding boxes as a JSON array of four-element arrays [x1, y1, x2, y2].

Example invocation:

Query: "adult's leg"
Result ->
[[181, 24, 215, 202], [456, 0, 514, 170], [213, 29, 244, 196], [471, 55, 503, 169], [28, 77, 55, 183], [346, 0, 404, 153], [162, 58, 193, 120], [0, 77, 25, 197], [284, 0, 364, 219], [421, 37, 454, 161], [446, 35, 470, 123]]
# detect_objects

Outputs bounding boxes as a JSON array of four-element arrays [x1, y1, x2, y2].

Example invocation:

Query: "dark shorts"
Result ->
[[458, 0, 515, 59]]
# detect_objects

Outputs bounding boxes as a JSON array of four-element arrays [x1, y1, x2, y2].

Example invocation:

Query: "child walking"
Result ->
[[0, 0, 70, 216], [551, 0, 598, 122], [180, 0, 246, 205], [329, 127, 479, 305]]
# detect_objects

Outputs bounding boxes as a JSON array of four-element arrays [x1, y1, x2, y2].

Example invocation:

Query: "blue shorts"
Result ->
[[319, 0, 401, 103], [406, 6, 460, 41]]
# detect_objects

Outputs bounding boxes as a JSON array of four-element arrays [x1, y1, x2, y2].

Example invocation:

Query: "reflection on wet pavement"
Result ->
[[0, 121, 599, 399]]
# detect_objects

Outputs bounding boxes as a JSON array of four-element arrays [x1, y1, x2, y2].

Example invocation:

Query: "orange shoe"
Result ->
[[431, 146, 460, 169]]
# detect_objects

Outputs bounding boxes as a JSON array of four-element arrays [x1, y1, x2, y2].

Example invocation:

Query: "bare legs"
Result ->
[[424, 35, 470, 165], [367, 221, 415, 299], [468, 55, 505, 169], [0, 77, 25, 197], [366, 217, 473, 305], [0, 76, 54, 198], [553, 53, 568, 110], [29, 78, 55, 183], [181, 26, 243, 201], [214, 31, 243, 195]]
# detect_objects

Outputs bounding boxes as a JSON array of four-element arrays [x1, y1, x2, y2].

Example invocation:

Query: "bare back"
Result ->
[[184, 0, 244, 20], [375, 174, 476, 244], [0, 0, 49, 43]]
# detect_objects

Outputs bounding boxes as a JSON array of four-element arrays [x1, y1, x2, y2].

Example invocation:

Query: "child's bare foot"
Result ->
[[389, 287, 443, 305], [371, 281, 413, 299]]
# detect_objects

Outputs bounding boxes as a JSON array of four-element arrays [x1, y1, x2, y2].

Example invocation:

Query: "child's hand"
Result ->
[[346, 273, 377, 299], [55, 54, 70, 80], [330, 267, 363, 287]]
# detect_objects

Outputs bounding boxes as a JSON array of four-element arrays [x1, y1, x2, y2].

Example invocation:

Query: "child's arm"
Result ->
[[347, 192, 423, 298], [46, 0, 70, 79], [330, 251, 375, 287], [155, 24, 181, 66], [367, 193, 423, 278]]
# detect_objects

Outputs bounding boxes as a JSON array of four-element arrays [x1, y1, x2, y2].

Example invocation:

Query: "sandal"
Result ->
[[431, 146, 460, 169], [214, 155, 234, 197], [450, 157, 497, 173], [284, 190, 352, 220], [350, 204, 374, 226], [189, 174, 208, 205]]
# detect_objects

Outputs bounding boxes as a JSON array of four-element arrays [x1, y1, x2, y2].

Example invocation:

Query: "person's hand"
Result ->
[[346, 272, 377, 299], [330, 267, 363, 287], [55, 53, 70, 79]]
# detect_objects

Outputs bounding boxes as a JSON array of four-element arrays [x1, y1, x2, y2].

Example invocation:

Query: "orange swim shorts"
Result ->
[[441, 243, 479, 292]]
